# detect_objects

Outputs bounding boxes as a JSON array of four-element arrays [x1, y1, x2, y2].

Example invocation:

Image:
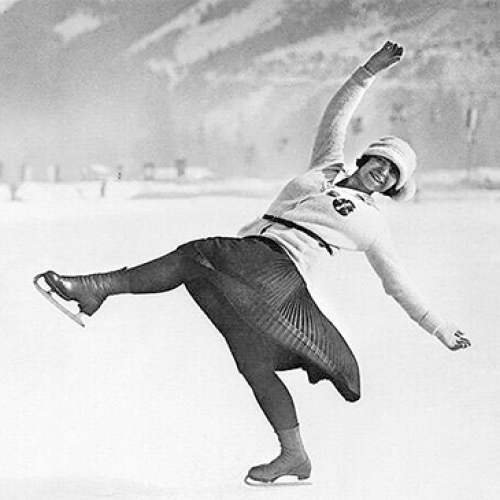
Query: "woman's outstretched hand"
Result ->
[[434, 324, 472, 351], [364, 41, 403, 75]]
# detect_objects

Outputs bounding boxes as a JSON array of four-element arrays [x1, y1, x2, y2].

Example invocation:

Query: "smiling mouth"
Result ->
[[371, 172, 383, 184]]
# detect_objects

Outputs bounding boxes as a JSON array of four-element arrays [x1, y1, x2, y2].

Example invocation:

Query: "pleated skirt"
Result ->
[[177, 236, 360, 402]]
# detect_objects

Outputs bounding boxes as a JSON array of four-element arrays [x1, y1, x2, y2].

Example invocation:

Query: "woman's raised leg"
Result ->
[[40, 248, 202, 316]]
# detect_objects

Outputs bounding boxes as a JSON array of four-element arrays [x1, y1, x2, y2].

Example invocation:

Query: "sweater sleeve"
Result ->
[[309, 66, 375, 171], [365, 231, 445, 335]]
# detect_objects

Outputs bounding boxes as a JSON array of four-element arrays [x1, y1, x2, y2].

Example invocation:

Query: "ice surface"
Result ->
[[1, 190, 499, 499]]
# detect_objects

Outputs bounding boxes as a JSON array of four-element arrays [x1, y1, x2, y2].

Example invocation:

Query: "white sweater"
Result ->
[[238, 66, 445, 336]]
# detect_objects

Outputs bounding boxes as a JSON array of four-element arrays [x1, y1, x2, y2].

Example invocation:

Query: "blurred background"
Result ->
[[1, 3, 500, 498], [0, 0, 498, 199]]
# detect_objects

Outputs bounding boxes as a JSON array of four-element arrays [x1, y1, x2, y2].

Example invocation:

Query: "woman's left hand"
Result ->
[[434, 324, 472, 351], [364, 41, 403, 75]]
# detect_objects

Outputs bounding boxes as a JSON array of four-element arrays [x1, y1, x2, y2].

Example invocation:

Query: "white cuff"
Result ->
[[418, 311, 445, 336], [352, 66, 376, 87]]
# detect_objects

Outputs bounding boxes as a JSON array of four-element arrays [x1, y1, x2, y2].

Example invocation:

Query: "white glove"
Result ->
[[434, 323, 472, 351]]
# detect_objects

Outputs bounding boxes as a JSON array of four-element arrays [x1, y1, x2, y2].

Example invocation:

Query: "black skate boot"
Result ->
[[245, 426, 312, 486], [34, 268, 130, 325]]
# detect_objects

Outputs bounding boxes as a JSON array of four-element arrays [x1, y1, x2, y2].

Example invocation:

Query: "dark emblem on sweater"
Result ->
[[326, 190, 356, 216]]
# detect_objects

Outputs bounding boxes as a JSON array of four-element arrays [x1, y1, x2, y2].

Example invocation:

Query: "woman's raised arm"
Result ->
[[309, 41, 403, 172]]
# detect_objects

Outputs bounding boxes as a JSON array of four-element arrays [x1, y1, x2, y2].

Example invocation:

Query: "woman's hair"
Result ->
[[355, 155, 370, 169], [355, 154, 400, 198]]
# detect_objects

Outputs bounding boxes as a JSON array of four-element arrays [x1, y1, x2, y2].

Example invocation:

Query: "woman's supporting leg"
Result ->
[[239, 365, 311, 483], [185, 278, 311, 483], [239, 364, 298, 431]]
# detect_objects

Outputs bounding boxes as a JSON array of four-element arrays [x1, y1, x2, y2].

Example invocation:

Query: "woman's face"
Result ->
[[356, 156, 399, 194]]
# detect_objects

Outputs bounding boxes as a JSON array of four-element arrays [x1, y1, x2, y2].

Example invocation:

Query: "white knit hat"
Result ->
[[362, 136, 417, 191]]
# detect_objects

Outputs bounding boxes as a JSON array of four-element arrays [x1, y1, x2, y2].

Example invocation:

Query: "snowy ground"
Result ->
[[1, 188, 500, 499]]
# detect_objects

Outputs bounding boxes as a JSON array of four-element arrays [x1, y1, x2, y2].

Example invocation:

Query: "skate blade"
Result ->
[[33, 274, 86, 327], [244, 475, 312, 487]]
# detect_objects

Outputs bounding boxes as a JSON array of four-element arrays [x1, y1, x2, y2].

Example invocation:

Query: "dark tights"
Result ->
[[126, 250, 299, 431], [240, 367, 299, 431]]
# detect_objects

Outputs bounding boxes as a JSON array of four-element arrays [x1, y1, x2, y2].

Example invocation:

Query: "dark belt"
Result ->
[[261, 214, 334, 255]]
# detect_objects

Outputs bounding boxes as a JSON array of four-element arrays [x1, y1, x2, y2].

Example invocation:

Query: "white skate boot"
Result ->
[[244, 426, 312, 486]]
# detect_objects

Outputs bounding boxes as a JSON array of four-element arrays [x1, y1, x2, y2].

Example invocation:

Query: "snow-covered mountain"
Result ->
[[0, 0, 498, 179]]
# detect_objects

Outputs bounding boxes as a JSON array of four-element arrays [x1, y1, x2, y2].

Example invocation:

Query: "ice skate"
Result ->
[[244, 451, 311, 486], [33, 268, 129, 326], [244, 426, 312, 486]]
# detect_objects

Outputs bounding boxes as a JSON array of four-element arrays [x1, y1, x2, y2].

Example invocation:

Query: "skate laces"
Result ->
[[79, 268, 128, 298], [255, 447, 309, 475]]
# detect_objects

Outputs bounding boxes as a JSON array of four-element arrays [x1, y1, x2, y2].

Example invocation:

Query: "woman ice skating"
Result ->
[[34, 41, 471, 485]]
